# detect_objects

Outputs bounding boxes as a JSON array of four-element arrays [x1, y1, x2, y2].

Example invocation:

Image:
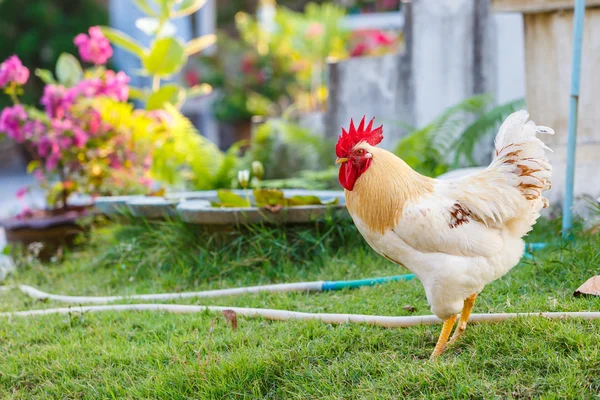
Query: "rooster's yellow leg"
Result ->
[[430, 315, 457, 360], [448, 293, 478, 345]]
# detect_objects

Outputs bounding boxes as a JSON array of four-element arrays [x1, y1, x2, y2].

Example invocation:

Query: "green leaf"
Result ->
[[24, 106, 50, 122], [143, 37, 187, 77], [173, 0, 207, 17], [287, 195, 326, 206], [253, 189, 284, 207], [157, 0, 175, 19], [186, 83, 212, 99], [184, 34, 216, 56], [129, 86, 149, 101], [146, 84, 186, 110], [216, 190, 250, 207], [100, 27, 148, 59], [451, 97, 526, 168], [34, 68, 57, 85], [55, 53, 83, 87], [27, 160, 41, 174], [133, 0, 158, 17], [2, 245, 11, 256]]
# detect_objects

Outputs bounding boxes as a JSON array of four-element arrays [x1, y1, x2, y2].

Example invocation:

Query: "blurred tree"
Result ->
[[0, 0, 108, 108], [217, 0, 328, 34]]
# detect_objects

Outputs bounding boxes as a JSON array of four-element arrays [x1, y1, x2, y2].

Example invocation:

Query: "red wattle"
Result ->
[[339, 162, 358, 191]]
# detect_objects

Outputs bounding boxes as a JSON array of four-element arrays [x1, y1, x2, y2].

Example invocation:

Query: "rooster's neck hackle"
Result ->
[[345, 146, 434, 234]]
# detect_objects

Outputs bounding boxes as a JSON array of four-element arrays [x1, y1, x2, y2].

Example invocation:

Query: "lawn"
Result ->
[[0, 217, 599, 399]]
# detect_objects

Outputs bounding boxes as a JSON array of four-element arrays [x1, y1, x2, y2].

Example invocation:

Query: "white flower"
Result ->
[[238, 169, 250, 189], [251, 161, 264, 180]]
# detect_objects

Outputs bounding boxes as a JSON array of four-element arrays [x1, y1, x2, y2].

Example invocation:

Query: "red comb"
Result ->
[[335, 116, 383, 157]]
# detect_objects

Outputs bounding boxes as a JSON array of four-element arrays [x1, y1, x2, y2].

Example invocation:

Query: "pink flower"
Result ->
[[74, 26, 113, 65], [41, 84, 71, 119], [69, 78, 102, 99], [0, 105, 28, 142], [184, 70, 200, 87], [33, 169, 44, 181], [36, 135, 59, 158], [240, 54, 255, 75], [87, 110, 102, 135], [22, 120, 45, 140], [305, 22, 325, 39], [73, 127, 89, 147], [101, 70, 130, 101], [45, 154, 60, 171], [139, 176, 153, 188], [16, 206, 34, 221], [350, 42, 369, 57], [0, 55, 29, 88], [143, 155, 152, 169], [372, 31, 394, 46], [16, 186, 28, 200]]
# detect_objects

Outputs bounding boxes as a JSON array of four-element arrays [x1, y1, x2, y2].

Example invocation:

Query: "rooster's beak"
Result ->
[[336, 157, 348, 164]]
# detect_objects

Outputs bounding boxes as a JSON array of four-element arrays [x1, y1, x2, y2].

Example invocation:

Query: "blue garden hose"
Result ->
[[322, 274, 415, 291]]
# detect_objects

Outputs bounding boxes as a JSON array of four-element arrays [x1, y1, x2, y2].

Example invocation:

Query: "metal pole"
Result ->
[[562, 0, 586, 238]]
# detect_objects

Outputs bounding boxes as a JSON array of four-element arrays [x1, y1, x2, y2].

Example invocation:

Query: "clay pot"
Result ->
[[0, 207, 90, 260]]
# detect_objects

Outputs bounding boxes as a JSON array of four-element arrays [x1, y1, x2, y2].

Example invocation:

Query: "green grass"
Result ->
[[0, 217, 599, 399]]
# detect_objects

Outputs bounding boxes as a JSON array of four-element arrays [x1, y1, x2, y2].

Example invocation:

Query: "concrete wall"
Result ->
[[494, 13, 526, 104], [326, 52, 413, 148], [326, 0, 510, 150], [412, 0, 497, 127], [492, 0, 600, 205]]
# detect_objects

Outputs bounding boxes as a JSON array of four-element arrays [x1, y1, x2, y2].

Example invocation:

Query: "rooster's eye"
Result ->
[[356, 149, 365, 156]]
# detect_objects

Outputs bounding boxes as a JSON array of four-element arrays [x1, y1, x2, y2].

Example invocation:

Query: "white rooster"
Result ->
[[335, 111, 553, 358]]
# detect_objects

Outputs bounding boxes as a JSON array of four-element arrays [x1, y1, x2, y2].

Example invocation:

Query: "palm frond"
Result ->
[[451, 97, 525, 167], [393, 94, 526, 177]]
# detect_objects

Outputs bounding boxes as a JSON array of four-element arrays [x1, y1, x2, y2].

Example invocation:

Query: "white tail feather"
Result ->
[[492, 111, 553, 208]]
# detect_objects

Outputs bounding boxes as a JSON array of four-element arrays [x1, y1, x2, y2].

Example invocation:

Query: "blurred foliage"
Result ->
[[245, 116, 333, 179], [196, 33, 298, 122], [193, 2, 349, 122], [0, 0, 108, 108], [100, 0, 214, 110], [393, 94, 526, 177], [260, 168, 339, 190], [211, 188, 339, 207], [93, 99, 241, 191], [147, 104, 241, 190], [216, 0, 330, 32]]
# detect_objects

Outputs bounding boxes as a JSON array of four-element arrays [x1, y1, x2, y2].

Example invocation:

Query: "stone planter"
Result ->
[[0, 208, 90, 260], [94, 195, 145, 215], [127, 197, 180, 219], [94, 190, 349, 226], [177, 201, 347, 226]]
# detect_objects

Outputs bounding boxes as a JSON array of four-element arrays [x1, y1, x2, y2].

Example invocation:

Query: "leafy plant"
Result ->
[[193, 29, 299, 122], [246, 117, 333, 180], [0, 25, 236, 214], [149, 104, 241, 190], [393, 94, 525, 177], [211, 188, 338, 208], [0, 49, 158, 210], [99, 0, 214, 110]]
